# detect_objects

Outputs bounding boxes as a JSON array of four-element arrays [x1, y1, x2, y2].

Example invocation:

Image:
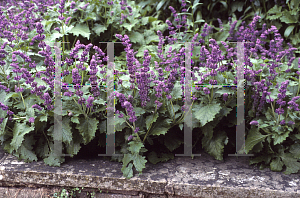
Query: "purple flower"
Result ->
[[134, 127, 139, 133], [70, 1, 76, 9], [250, 120, 259, 125], [28, 117, 35, 123], [223, 93, 228, 101], [86, 96, 94, 108], [127, 135, 133, 141], [65, 17, 72, 25], [279, 120, 285, 125]]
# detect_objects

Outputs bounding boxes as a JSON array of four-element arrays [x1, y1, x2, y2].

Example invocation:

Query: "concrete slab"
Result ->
[[0, 144, 299, 198]]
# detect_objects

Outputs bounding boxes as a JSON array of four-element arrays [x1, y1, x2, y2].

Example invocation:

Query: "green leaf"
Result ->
[[280, 152, 300, 174], [56, 117, 73, 145], [192, 2, 203, 9], [128, 141, 145, 154], [145, 34, 159, 44], [231, 1, 244, 12], [64, 25, 74, 35], [270, 157, 284, 172], [121, 154, 134, 178], [194, 19, 205, 23], [70, 116, 80, 124], [151, 126, 169, 136], [10, 122, 35, 152], [145, 114, 159, 130], [82, 12, 97, 22], [193, 102, 222, 126], [178, 123, 183, 131], [266, 12, 282, 20], [213, 31, 229, 42], [92, 23, 107, 35], [201, 130, 227, 161], [170, 82, 183, 99], [129, 31, 144, 44], [156, 0, 166, 11], [16, 134, 38, 163], [147, 151, 174, 164], [245, 126, 270, 154], [35, 137, 50, 158], [148, 17, 157, 23], [267, 5, 282, 14], [75, 117, 98, 144], [280, 10, 298, 23], [284, 25, 295, 37], [43, 146, 65, 167], [150, 20, 168, 32], [141, 17, 148, 25], [133, 107, 146, 117], [113, 115, 127, 132], [164, 131, 183, 152], [147, 151, 162, 164], [69, 23, 91, 39], [289, 144, 300, 159], [272, 131, 290, 145], [249, 155, 272, 165], [122, 20, 139, 32], [132, 152, 147, 173]]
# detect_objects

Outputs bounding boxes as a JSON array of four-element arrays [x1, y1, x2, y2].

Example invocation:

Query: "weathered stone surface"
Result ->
[[0, 146, 299, 198]]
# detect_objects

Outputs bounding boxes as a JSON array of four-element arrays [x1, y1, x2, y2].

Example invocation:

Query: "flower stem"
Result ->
[[296, 74, 300, 96], [142, 106, 157, 143], [20, 92, 26, 111], [72, 97, 87, 118], [268, 95, 277, 122], [170, 99, 176, 123], [175, 100, 195, 126]]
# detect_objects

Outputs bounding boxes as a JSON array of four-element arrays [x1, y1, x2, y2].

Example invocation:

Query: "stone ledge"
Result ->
[[0, 149, 299, 198]]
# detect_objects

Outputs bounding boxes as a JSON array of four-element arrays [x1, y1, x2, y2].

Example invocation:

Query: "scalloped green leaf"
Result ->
[[270, 157, 284, 172], [193, 102, 222, 126], [201, 130, 227, 161], [128, 141, 145, 154], [92, 23, 107, 35], [129, 31, 144, 44], [69, 23, 91, 39], [17, 134, 38, 163], [122, 20, 139, 32], [75, 117, 98, 144], [280, 152, 300, 174], [132, 152, 147, 173], [280, 10, 298, 23], [245, 126, 270, 154], [164, 131, 183, 152], [10, 122, 35, 152], [272, 131, 290, 145], [289, 144, 300, 159], [145, 113, 159, 130], [133, 107, 146, 117], [43, 145, 65, 167], [121, 154, 134, 178]]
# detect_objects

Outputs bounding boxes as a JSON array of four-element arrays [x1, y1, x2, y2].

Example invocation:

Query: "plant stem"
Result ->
[[20, 92, 26, 111], [175, 99, 195, 126], [142, 105, 157, 143], [267, 95, 277, 121], [72, 97, 87, 118], [277, 105, 281, 126], [296, 74, 300, 96], [170, 99, 176, 123], [66, 34, 70, 51]]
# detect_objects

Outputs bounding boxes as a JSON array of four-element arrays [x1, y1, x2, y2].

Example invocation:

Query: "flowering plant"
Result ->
[[0, 0, 299, 179]]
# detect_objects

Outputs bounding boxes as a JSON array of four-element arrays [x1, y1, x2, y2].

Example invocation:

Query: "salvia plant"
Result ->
[[0, 0, 299, 179]]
